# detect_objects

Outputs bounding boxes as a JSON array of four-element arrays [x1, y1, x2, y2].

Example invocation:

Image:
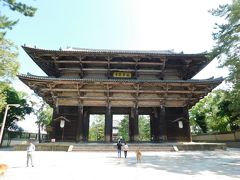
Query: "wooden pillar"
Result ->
[[159, 106, 167, 142], [51, 107, 60, 140], [76, 106, 84, 142], [151, 107, 158, 142], [150, 114, 154, 142], [129, 110, 134, 142], [83, 109, 89, 142], [50, 107, 57, 140], [153, 107, 166, 142], [129, 107, 139, 142], [105, 106, 112, 142], [183, 106, 191, 142], [134, 107, 139, 141]]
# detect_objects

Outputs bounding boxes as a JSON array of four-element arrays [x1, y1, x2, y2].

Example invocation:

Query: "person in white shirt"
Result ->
[[123, 142, 129, 158], [26, 140, 35, 167]]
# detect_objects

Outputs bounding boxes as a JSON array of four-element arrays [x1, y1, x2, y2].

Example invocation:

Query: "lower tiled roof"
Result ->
[[18, 74, 224, 84]]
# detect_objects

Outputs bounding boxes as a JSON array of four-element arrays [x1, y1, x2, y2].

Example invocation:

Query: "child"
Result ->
[[123, 142, 129, 158]]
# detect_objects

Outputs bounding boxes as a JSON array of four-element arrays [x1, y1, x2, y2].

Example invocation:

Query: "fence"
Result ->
[[192, 131, 240, 142]]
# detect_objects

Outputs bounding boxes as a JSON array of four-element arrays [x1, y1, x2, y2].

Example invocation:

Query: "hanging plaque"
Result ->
[[113, 72, 132, 78]]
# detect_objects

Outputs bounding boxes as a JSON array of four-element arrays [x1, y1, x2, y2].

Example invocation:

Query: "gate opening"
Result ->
[[88, 114, 105, 142], [113, 115, 129, 142], [138, 115, 151, 142]]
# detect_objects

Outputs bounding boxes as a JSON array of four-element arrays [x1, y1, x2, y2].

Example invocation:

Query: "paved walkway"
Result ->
[[0, 148, 240, 180]]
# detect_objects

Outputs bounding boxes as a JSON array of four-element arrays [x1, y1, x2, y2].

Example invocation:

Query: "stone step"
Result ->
[[13, 142, 226, 152], [70, 144, 175, 152]]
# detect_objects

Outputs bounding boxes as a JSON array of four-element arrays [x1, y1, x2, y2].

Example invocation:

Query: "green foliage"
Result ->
[[216, 90, 240, 131], [138, 115, 150, 141], [36, 105, 53, 127], [30, 95, 53, 143], [190, 90, 240, 134], [118, 115, 150, 141], [89, 115, 105, 141], [0, 33, 19, 108], [0, 85, 33, 130], [118, 115, 129, 141], [0, 39, 19, 81], [198, 0, 240, 134], [0, 0, 37, 38], [33, 96, 53, 128], [210, 0, 240, 89], [195, 113, 208, 133], [0, 82, 8, 110]]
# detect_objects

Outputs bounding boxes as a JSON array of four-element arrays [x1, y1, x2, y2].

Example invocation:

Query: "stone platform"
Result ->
[[13, 142, 226, 152]]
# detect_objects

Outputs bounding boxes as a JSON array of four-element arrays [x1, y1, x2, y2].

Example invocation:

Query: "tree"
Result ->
[[208, 0, 240, 132], [6, 121, 23, 146], [210, 0, 240, 88], [138, 115, 150, 141], [118, 115, 150, 141], [29, 94, 53, 143], [89, 115, 105, 141], [0, 85, 33, 144], [0, 0, 37, 107], [0, 39, 19, 81], [189, 89, 240, 134], [36, 103, 53, 143], [189, 90, 230, 133], [216, 90, 240, 131], [0, 0, 37, 39], [118, 115, 129, 141], [0, 39, 19, 109]]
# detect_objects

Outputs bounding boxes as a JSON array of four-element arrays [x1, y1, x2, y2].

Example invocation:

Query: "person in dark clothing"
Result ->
[[116, 140, 122, 158]]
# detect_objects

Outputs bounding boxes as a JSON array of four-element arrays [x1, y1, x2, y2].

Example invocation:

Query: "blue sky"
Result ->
[[3, 0, 230, 91], [2, 0, 231, 130]]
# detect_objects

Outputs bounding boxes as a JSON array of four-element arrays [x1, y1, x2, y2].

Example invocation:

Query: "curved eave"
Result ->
[[22, 46, 208, 57], [18, 74, 224, 85]]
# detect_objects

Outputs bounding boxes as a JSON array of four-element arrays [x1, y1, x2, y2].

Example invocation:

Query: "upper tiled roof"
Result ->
[[22, 46, 207, 57], [22, 46, 211, 79]]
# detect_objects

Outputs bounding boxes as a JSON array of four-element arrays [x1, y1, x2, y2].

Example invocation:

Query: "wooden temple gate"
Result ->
[[18, 46, 223, 142]]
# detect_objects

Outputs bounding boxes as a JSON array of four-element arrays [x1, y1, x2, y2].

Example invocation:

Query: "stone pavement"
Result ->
[[0, 148, 240, 180]]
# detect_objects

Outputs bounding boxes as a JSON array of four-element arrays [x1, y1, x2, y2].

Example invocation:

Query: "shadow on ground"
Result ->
[[106, 149, 240, 178]]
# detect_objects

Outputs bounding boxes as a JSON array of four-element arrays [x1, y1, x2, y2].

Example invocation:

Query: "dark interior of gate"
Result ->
[[18, 46, 223, 143], [51, 106, 190, 142]]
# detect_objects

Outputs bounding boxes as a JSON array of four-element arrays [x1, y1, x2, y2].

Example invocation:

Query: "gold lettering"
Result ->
[[113, 72, 132, 78]]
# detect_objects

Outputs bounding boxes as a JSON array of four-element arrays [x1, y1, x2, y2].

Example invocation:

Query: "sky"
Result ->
[[3, 0, 230, 87], [2, 0, 231, 130]]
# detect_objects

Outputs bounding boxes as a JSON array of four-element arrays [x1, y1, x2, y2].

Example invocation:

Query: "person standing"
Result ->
[[116, 140, 122, 158], [123, 142, 129, 158], [26, 140, 35, 167]]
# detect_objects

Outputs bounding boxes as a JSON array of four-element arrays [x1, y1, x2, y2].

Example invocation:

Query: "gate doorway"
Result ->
[[113, 115, 129, 142], [139, 115, 151, 142], [88, 114, 105, 142]]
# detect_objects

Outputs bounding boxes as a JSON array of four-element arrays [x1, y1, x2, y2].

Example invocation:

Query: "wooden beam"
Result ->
[[107, 57, 111, 79], [41, 88, 208, 94], [55, 60, 164, 66], [78, 56, 84, 78], [52, 56, 60, 77], [160, 57, 167, 80], [134, 58, 139, 79], [54, 96, 198, 102], [58, 67, 163, 73]]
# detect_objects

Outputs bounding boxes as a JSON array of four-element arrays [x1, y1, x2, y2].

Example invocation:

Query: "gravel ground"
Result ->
[[0, 148, 240, 180]]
